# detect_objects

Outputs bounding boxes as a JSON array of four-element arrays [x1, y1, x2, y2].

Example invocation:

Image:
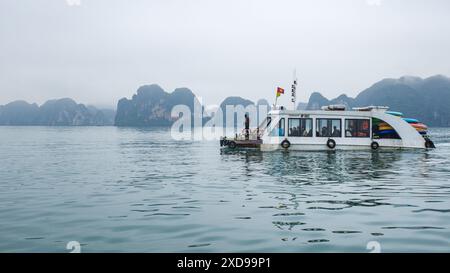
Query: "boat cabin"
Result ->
[[220, 105, 435, 150]]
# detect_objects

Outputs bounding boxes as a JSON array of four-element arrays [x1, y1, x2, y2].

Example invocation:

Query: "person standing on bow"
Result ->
[[244, 113, 250, 140]]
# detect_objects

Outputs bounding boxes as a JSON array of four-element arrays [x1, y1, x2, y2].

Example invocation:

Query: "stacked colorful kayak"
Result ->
[[385, 111, 429, 135], [403, 118, 428, 135], [377, 121, 396, 135]]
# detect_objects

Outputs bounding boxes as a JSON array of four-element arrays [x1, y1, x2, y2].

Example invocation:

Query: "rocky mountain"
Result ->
[[216, 96, 279, 127], [218, 96, 254, 127], [256, 99, 270, 107], [257, 99, 271, 115], [87, 106, 116, 125], [114, 84, 203, 126], [306, 75, 450, 127], [219, 96, 254, 113], [0, 101, 39, 125], [296, 102, 308, 110], [0, 98, 114, 126]]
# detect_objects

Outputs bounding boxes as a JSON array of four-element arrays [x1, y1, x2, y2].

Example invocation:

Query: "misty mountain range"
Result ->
[[305, 75, 450, 127], [1, 75, 450, 127], [0, 98, 114, 126]]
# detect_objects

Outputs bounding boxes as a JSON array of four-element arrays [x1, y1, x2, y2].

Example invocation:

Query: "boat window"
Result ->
[[269, 118, 285, 137], [345, 119, 370, 138], [288, 118, 313, 137], [316, 118, 341, 137]]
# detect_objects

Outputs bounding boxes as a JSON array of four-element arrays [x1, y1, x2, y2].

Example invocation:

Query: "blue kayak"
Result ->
[[386, 111, 403, 117], [377, 129, 397, 135], [403, 118, 419, 123]]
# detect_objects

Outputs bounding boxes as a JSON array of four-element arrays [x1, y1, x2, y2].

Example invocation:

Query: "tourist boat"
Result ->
[[220, 105, 435, 151]]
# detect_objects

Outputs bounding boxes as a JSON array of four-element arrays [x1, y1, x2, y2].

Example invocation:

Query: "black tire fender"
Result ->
[[281, 139, 291, 149], [326, 139, 336, 149], [371, 141, 379, 150], [228, 141, 237, 149]]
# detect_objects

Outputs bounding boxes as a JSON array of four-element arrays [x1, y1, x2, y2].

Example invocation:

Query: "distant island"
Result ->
[[115, 85, 202, 126], [0, 98, 114, 126], [1, 75, 450, 127]]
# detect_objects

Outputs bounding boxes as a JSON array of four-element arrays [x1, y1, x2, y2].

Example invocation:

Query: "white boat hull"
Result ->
[[260, 143, 404, 151]]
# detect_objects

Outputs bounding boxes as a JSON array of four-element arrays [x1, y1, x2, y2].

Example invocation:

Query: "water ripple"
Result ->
[[0, 127, 449, 252]]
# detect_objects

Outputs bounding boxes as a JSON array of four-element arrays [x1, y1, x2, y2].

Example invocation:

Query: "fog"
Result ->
[[1, 0, 449, 108]]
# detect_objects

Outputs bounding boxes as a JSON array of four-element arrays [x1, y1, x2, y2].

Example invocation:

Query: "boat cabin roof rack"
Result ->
[[352, 106, 389, 112], [321, 104, 346, 111]]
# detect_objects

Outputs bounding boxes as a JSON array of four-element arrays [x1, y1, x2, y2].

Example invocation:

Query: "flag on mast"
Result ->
[[276, 87, 285, 97]]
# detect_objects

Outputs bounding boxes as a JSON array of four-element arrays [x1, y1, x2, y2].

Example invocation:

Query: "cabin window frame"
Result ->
[[316, 118, 342, 138], [344, 118, 371, 138], [288, 118, 313, 137], [266, 117, 272, 127], [269, 117, 285, 137]]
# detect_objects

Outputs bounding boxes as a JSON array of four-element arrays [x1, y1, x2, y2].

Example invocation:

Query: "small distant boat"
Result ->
[[220, 105, 435, 151]]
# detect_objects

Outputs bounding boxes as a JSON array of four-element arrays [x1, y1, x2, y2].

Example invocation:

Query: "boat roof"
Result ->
[[268, 105, 390, 117]]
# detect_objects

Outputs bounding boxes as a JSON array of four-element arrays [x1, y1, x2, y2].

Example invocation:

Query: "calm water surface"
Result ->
[[0, 127, 449, 252]]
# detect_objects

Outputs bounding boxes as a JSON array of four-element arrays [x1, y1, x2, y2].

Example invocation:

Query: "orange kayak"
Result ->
[[411, 123, 428, 130]]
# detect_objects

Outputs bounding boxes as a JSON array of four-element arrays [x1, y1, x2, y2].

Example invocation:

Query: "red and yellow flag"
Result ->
[[276, 87, 285, 97]]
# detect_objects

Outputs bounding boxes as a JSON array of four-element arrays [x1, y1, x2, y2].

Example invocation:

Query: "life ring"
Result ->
[[281, 139, 291, 149], [371, 141, 379, 150], [326, 139, 336, 149], [228, 141, 237, 149]]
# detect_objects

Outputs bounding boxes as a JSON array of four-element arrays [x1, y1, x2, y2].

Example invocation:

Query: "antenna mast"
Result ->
[[291, 69, 298, 110]]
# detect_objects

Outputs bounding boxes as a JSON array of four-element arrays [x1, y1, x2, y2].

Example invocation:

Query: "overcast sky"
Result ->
[[1, 0, 449, 108]]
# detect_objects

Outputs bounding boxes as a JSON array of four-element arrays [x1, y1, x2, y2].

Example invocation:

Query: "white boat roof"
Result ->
[[269, 105, 390, 117]]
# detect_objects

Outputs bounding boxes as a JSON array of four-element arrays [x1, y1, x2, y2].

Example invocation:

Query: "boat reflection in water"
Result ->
[[219, 148, 445, 251], [219, 149, 416, 183]]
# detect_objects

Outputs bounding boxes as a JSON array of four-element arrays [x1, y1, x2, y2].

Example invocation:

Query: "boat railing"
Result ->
[[235, 128, 263, 141]]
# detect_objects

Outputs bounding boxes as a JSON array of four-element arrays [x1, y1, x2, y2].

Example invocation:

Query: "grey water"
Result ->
[[0, 127, 449, 253]]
